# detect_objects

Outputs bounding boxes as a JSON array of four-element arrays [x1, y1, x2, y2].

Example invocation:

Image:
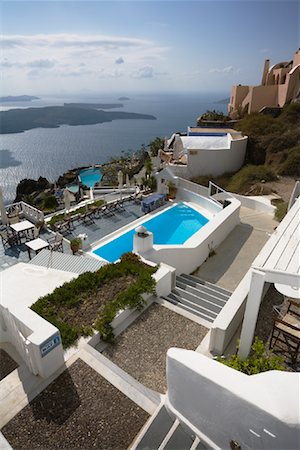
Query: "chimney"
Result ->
[[261, 59, 270, 85]]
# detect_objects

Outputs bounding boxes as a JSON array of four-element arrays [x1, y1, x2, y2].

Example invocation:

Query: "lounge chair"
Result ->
[[270, 299, 300, 365], [48, 232, 64, 252]]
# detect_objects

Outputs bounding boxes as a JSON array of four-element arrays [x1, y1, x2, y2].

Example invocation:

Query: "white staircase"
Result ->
[[162, 273, 232, 324], [132, 404, 207, 450]]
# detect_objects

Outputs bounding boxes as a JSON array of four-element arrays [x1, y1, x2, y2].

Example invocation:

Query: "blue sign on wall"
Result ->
[[40, 334, 61, 358]]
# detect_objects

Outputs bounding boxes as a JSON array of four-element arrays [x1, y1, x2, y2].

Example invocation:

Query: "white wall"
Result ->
[[0, 304, 64, 378], [167, 348, 300, 450], [144, 197, 240, 275], [0, 263, 75, 378]]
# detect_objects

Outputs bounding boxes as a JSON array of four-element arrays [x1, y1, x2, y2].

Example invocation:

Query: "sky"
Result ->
[[1, 0, 299, 96]]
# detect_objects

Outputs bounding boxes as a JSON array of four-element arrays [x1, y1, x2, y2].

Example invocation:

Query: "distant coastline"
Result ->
[[214, 97, 230, 105], [0, 105, 156, 134], [118, 96, 130, 101], [0, 95, 40, 103], [64, 102, 124, 109]]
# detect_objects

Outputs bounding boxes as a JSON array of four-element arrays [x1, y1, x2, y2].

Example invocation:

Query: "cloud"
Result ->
[[115, 56, 124, 65], [27, 59, 55, 68], [2, 33, 169, 90], [1, 58, 55, 69], [132, 65, 155, 78], [209, 66, 234, 74], [98, 68, 123, 78], [260, 48, 270, 54], [2, 34, 155, 51]]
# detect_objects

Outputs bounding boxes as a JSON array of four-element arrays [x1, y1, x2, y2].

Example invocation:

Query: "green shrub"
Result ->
[[226, 165, 277, 193], [278, 146, 300, 176], [217, 337, 285, 374], [148, 137, 164, 157], [274, 201, 288, 222], [31, 253, 157, 348]]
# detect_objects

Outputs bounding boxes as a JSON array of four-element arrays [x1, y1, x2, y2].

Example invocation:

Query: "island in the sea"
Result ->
[[0, 95, 40, 102], [118, 96, 130, 101], [64, 102, 123, 109], [214, 97, 230, 105], [0, 105, 156, 134]]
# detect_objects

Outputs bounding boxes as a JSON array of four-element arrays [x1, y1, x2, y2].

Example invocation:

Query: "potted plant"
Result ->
[[70, 237, 82, 254], [167, 181, 177, 199]]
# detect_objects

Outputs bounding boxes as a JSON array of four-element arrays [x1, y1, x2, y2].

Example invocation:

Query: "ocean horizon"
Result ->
[[0, 91, 228, 203]]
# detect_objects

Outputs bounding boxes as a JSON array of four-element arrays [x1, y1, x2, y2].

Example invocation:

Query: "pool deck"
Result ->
[[194, 206, 278, 291]]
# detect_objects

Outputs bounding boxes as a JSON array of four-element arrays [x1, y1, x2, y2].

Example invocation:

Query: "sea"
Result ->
[[0, 92, 228, 203]]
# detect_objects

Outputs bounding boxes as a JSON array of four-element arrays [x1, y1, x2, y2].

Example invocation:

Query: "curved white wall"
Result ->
[[145, 197, 240, 275], [167, 348, 300, 450], [186, 137, 247, 177]]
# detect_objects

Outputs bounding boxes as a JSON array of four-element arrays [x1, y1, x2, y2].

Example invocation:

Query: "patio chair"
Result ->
[[48, 232, 64, 252], [0, 230, 18, 248], [102, 204, 115, 217], [79, 211, 95, 225], [114, 199, 125, 211], [269, 299, 300, 365]]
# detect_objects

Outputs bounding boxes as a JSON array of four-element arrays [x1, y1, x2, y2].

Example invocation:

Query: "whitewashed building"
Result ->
[[159, 127, 248, 178]]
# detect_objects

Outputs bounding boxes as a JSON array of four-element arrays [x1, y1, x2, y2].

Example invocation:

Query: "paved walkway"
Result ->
[[194, 207, 278, 291]]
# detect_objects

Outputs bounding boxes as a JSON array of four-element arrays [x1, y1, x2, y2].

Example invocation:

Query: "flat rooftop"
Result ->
[[188, 127, 243, 140]]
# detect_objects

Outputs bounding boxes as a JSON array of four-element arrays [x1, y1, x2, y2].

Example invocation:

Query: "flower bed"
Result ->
[[31, 253, 157, 348]]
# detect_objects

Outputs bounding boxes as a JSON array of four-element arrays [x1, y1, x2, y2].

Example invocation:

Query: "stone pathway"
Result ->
[[102, 303, 208, 392], [194, 207, 278, 291]]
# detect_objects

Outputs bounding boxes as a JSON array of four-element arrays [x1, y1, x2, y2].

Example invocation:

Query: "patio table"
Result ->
[[25, 238, 50, 259], [10, 220, 35, 243]]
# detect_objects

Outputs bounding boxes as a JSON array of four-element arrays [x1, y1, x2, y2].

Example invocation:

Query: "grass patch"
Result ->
[[226, 165, 277, 193], [278, 146, 300, 176], [273, 200, 288, 222], [31, 253, 158, 348]]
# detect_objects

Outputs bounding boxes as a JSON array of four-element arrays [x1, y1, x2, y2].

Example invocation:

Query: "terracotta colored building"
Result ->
[[228, 49, 300, 117]]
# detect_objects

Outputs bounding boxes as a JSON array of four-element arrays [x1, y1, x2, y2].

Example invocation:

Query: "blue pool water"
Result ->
[[79, 167, 102, 188], [93, 203, 209, 262]]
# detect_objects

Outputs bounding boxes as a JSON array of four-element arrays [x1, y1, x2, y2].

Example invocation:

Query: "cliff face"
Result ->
[[15, 177, 51, 202]]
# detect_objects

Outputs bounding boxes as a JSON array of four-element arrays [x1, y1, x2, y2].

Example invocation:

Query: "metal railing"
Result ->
[[208, 181, 234, 205]]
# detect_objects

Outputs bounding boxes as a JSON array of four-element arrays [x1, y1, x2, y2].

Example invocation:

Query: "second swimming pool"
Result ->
[[92, 203, 209, 262]]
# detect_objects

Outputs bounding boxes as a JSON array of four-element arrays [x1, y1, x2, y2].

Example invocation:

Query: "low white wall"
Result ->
[[209, 272, 250, 354], [231, 193, 275, 215], [167, 348, 300, 450], [177, 188, 222, 215], [88, 263, 175, 348], [0, 304, 64, 378], [144, 197, 240, 275]]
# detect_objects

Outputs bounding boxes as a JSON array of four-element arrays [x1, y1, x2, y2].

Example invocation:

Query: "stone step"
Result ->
[[134, 405, 174, 450], [176, 275, 230, 304], [161, 421, 194, 450], [173, 287, 222, 316], [179, 273, 232, 297], [175, 282, 225, 311], [165, 293, 215, 323]]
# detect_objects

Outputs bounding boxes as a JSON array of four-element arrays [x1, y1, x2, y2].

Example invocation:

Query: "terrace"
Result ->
[[1, 179, 299, 449], [0, 196, 144, 271]]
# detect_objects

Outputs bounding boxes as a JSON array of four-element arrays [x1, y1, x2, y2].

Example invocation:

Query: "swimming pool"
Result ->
[[79, 167, 102, 188], [92, 203, 209, 263]]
